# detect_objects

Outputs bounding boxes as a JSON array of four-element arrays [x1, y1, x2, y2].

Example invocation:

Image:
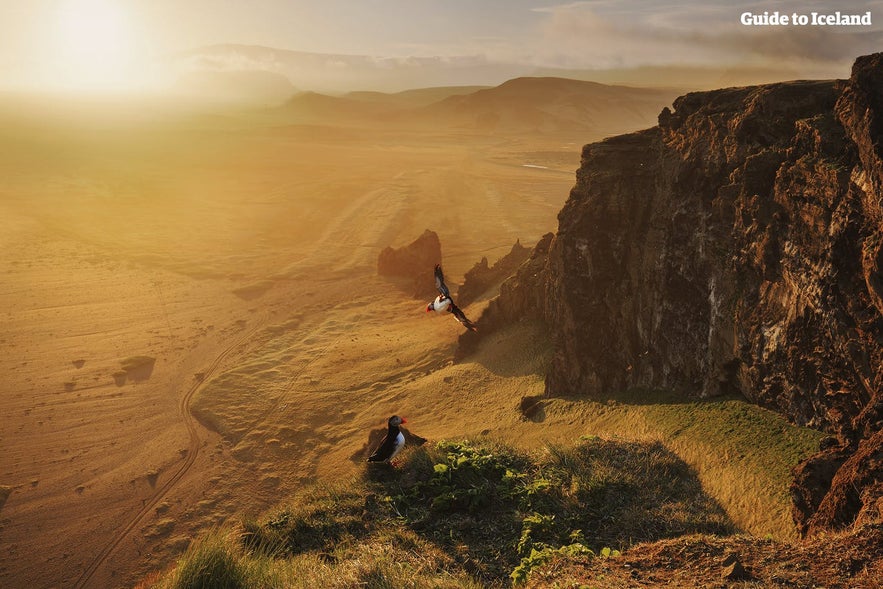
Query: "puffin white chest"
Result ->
[[433, 296, 451, 313], [389, 431, 405, 460]]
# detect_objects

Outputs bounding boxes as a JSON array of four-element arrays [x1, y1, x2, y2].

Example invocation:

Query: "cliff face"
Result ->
[[546, 77, 875, 418], [469, 54, 883, 534]]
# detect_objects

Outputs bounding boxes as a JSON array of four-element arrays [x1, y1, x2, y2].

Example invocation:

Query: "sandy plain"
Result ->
[[0, 94, 592, 588], [0, 86, 814, 589]]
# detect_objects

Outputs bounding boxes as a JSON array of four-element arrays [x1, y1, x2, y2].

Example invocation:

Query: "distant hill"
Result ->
[[169, 44, 849, 100], [418, 77, 681, 135], [267, 76, 679, 137], [275, 86, 491, 123], [345, 86, 489, 108], [528, 63, 845, 91]]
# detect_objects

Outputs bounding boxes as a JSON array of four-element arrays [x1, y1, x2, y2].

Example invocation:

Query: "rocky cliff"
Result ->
[[465, 54, 883, 535]]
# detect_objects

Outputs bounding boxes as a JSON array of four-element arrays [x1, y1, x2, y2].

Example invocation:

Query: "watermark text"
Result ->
[[740, 11, 872, 26]]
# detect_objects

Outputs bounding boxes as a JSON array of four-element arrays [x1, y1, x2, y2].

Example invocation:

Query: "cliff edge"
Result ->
[[466, 53, 883, 536]]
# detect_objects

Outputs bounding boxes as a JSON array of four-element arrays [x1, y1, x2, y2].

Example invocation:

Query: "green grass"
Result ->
[[567, 389, 826, 538], [146, 436, 734, 588], [148, 529, 284, 589], [615, 389, 824, 471]]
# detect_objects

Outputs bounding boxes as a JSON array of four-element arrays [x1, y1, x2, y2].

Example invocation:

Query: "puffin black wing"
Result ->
[[434, 264, 451, 299], [367, 433, 398, 462], [450, 301, 478, 331]]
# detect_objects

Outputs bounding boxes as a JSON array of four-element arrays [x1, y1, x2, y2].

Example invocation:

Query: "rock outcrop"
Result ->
[[466, 54, 883, 535], [456, 240, 530, 306], [456, 233, 553, 359], [377, 229, 442, 298]]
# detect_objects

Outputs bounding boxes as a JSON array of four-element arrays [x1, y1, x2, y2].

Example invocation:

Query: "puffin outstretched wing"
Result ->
[[434, 264, 451, 299], [429, 265, 477, 331], [450, 301, 478, 331]]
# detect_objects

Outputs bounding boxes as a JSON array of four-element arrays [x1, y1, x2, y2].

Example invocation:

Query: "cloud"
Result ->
[[526, 1, 883, 70], [174, 46, 285, 73]]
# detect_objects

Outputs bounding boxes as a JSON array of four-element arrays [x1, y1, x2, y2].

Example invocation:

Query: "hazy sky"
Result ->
[[1, 0, 880, 92]]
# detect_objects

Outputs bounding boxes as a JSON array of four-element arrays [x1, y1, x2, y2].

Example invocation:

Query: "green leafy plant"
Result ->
[[511, 543, 594, 585]]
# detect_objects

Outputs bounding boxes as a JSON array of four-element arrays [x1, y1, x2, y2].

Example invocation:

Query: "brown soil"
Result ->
[[527, 523, 883, 589]]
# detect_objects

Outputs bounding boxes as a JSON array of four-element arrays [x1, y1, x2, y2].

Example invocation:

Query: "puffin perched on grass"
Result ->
[[426, 264, 477, 331], [367, 415, 407, 463]]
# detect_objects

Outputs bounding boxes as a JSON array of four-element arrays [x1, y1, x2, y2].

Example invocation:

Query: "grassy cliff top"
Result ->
[[143, 436, 735, 588]]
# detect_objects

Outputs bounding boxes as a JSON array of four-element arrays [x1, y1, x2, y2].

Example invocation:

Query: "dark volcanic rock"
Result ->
[[855, 482, 883, 528], [803, 429, 883, 535], [476, 233, 553, 328], [456, 233, 553, 358], [721, 553, 748, 580], [464, 53, 883, 535], [545, 79, 856, 408], [377, 229, 442, 298], [457, 240, 530, 306], [789, 446, 851, 536], [519, 395, 546, 422]]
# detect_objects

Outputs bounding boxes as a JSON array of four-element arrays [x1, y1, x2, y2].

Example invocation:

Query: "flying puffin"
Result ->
[[426, 264, 477, 331], [367, 415, 407, 463]]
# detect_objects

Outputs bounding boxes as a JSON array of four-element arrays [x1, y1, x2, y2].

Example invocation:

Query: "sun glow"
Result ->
[[49, 0, 146, 92]]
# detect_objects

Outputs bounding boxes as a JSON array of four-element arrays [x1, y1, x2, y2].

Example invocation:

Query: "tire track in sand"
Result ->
[[274, 173, 412, 278], [73, 324, 264, 589], [77, 173, 411, 587]]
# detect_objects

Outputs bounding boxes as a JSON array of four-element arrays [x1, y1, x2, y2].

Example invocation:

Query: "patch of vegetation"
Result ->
[[146, 437, 734, 588], [627, 391, 824, 471], [381, 438, 730, 583], [608, 389, 826, 536], [148, 529, 284, 589], [511, 542, 596, 585]]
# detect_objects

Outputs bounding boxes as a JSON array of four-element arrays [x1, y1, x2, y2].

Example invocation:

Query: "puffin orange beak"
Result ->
[[425, 305, 432, 313], [401, 417, 407, 424]]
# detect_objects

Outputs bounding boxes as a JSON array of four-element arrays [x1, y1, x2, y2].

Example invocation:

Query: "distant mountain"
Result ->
[[267, 77, 678, 137], [419, 77, 681, 135], [345, 86, 489, 108], [528, 64, 841, 91], [273, 86, 493, 125], [169, 44, 849, 103]]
